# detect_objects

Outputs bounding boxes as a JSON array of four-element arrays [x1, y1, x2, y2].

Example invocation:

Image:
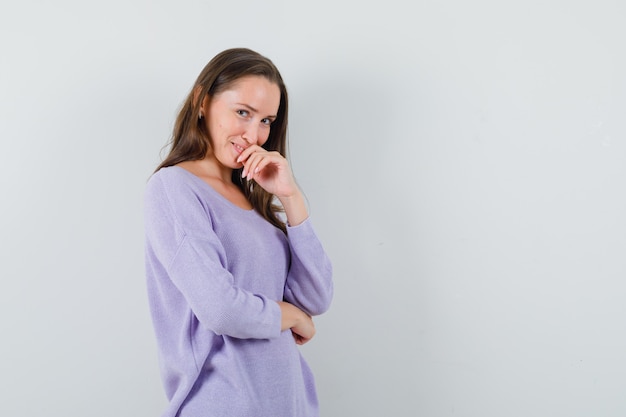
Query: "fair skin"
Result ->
[[177, 75, 314, 344]]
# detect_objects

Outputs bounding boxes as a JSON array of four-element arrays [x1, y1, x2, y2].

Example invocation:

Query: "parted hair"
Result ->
[[156, 48, 289, 233]]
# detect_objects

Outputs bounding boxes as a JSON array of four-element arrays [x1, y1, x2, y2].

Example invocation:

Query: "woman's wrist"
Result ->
[[278, 190, 308, 227]]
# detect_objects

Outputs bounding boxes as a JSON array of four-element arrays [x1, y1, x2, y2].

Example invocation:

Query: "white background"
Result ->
[[1, 1, 625, 416]]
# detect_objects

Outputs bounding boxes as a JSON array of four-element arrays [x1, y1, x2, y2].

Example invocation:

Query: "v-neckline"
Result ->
[[171, 165, 255, 212]]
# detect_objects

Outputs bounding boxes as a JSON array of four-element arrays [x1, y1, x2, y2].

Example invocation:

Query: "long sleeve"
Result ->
[[283, 219, 334, 316], [144, 173, 281, 339]]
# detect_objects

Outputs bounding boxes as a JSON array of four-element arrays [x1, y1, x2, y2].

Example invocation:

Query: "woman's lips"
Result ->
[[232, 142, 246, 154]]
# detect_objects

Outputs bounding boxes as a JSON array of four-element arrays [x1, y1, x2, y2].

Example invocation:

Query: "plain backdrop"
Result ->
[[1, 1, 625, 416]]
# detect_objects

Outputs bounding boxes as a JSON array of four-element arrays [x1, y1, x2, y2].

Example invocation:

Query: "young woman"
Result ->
[[143, 48, 333, 416]]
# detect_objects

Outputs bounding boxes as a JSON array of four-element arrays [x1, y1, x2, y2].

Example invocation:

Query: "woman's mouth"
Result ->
[[232, 143, 245, 154]]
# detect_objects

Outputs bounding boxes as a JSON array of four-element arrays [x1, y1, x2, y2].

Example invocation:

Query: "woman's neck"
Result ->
[[178, 157, 232, 184]]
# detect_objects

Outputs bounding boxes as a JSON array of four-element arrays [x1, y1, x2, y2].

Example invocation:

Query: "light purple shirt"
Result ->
[[144, 166, 333, 417]]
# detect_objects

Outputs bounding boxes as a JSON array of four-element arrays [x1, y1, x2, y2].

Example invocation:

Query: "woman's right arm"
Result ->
[[145, 173, 282, 340]]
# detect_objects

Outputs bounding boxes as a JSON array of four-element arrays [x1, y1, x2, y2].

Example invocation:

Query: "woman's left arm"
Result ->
[[239, 146, 334, 315], [278, 190, 333, 317]]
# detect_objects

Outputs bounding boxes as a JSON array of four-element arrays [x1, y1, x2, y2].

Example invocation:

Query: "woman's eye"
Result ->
[[237, 110, 249, 117], [261, 118, 272, 125]]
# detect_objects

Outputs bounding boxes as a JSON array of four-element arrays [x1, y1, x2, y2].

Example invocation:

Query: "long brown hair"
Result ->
[[156, 48, 289, 233]]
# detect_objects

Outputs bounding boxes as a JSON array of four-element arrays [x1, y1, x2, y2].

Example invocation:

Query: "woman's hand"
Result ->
[[237, 146, 309, 226], [277, 301, 316, 345], [237, 145, 297, 198]]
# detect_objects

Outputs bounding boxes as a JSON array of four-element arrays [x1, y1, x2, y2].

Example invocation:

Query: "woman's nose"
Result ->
[[242, 125, 259, 145]]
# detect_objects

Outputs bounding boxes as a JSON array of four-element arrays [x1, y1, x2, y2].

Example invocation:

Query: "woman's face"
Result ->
[[202, 75, 281, 171]]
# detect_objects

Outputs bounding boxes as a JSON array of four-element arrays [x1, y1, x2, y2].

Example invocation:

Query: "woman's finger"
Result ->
[[248, 155, 277, 180], [245, 151, 284, 181], [243, 152, 266, 180], [237, 145, 266, 176]]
